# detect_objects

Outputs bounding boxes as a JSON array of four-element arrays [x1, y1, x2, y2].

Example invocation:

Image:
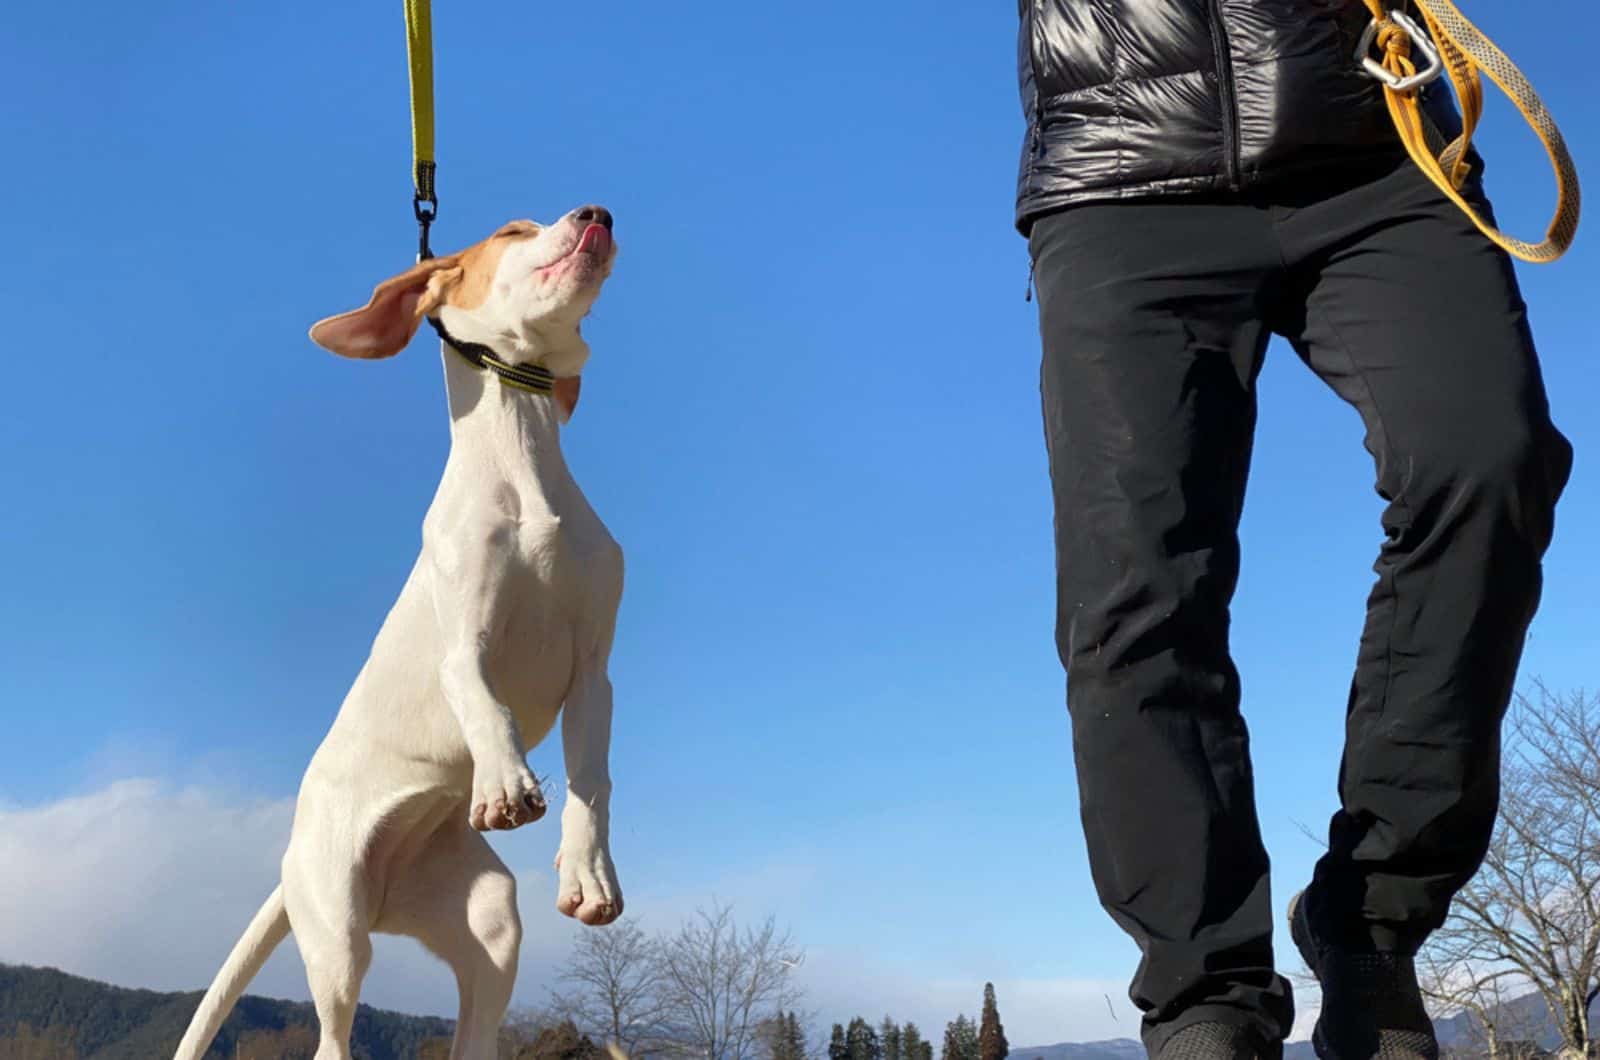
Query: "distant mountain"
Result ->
[[1005, 1037, 1145, 1060], [0, 962, 454, 1059], [1006, 1036, 1319, 1060], [1012, 990, 1598, 1060], [1431, 988, 1600, 1055]]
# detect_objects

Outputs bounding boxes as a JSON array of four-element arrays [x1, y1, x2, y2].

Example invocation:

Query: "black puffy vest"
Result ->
[[1015, 0, 1437, 233]]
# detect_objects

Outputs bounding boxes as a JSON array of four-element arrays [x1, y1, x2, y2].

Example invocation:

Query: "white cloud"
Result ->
[[1283, 966, 1323, 1043], [0, 780, 302, 998], [1289, 999, 1321, 1044], [0, 779, 583, 1020]]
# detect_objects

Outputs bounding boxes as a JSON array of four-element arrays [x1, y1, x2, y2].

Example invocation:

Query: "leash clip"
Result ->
[[1357, 9, 1444, 93], [414, 197, 437, 261], [413, 159, 438, 261]]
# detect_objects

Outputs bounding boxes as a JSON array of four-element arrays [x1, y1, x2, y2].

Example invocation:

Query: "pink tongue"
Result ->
[[578, 224, 611, 254]]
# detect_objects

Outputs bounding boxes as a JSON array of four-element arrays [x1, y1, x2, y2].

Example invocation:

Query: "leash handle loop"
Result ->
[[1357, 0, 1580, 264]]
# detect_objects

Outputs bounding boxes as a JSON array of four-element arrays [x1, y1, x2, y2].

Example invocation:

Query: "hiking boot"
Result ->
[[1158, 1021, 1264, 1060], [1288, 889, 1439, 1060]]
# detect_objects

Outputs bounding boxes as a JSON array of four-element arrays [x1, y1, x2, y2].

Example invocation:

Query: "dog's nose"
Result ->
[[574, 205, 613, 231]]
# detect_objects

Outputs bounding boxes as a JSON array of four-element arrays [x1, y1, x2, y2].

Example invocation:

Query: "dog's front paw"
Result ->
[[555, 841, 623, 925], [469, 757, 547, 832]]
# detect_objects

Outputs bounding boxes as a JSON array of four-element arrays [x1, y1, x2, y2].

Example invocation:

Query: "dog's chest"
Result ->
[[512, 507, 622, 602], [481, 499, 622, 713]]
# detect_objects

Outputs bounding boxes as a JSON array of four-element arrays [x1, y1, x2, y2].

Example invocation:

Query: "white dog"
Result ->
[[175, 205, 625, 1060]]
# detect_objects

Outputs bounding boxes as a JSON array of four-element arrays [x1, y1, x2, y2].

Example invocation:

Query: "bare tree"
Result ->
[[1417, 684, 1600, 1059], [654, 901, 806, 1059], [550, 919, 672, 1057]]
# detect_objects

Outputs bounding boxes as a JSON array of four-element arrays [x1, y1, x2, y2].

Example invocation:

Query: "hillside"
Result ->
[[0, 963, 454, 1059]]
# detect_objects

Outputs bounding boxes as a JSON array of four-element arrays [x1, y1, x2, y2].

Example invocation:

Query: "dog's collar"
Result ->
[[426, 316, 556, 395]]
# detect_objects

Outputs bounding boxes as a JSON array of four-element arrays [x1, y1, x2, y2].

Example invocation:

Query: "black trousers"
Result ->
[[1029, 156, 1572, 1056]]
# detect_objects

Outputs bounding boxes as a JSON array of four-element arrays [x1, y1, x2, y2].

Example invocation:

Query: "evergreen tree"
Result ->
[[902, 1021, 927, 1060], [762, 1013, 789, 1060], [830, 1023, 850, 1060], [978, 983, 1009, 1060], [881, 1016, 903, 1060], [785, 1011, 809, 1060], [847, 1016, 882, 1060], [941, 1015, 978, 1060]]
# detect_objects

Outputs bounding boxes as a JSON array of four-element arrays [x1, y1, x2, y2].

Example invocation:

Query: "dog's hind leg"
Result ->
[[283, 853, 374, 1060], [379, 824, 521, 1060]]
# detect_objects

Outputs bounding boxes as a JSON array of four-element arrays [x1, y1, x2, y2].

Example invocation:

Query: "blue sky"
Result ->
[[1, 0, 1596, 1048]]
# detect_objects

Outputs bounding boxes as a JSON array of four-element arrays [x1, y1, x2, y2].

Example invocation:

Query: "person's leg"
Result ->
[[1031, 201, 1295, 1058], [1275, 159, 1572, 955]]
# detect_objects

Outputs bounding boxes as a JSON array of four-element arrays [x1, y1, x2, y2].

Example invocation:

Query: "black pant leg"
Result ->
[[1274, 161, 1574, 953], [1031, 202, 1294, 1056]]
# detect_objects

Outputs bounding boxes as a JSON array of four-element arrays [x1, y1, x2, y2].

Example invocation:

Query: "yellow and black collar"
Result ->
[[427, 316, 556, 395]]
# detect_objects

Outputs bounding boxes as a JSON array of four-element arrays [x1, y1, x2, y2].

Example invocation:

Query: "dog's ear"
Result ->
[[554, 376, 581, 423], [309, 255, 464, 360]]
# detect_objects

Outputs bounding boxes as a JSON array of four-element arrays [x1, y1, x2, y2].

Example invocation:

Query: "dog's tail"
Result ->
[[172, 884, 290, 1060]]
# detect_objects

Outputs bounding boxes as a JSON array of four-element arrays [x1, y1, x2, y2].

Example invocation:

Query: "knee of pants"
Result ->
[[1055, 554, 1234, 688], [1389, 417, 1573, 548], [1050, 466, 1245, 681]]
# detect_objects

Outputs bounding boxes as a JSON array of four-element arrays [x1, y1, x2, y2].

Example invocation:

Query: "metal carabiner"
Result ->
[[1356, 9, 1444, 93]]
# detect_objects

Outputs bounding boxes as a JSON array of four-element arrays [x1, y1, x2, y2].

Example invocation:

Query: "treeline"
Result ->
[[541, 908, 1022, 1060], [817, 982, 1010, 1060]]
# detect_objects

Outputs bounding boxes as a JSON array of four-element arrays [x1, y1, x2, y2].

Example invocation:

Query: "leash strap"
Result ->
[[405, 14, 552, 399], [426, 317, 557, 395], [405, 0, 438, 261], [1359, 0, 1580, 264]]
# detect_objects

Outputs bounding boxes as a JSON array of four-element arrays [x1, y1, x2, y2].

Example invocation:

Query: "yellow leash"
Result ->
[[404, 0, 438, 260], [1357, 0, 1580, 264], [399, 0, 1576, 264]]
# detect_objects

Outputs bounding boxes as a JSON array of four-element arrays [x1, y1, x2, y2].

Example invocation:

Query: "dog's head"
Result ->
[[309, 205, 618, 417]]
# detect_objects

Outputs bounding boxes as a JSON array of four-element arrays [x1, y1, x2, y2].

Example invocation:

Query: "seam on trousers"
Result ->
[[1302, 298, 1414, 729]]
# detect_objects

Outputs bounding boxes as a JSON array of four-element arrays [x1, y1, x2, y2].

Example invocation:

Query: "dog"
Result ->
[[175, 205, 625, 1060]]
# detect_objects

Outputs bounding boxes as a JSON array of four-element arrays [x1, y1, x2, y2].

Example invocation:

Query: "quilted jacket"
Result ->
[[1014, 0, 1449, 232]]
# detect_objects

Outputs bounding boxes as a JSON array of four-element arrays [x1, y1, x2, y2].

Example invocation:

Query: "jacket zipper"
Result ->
[[1021, 0, 1045, 190], [1023, 0, 1044, 300], [1206, 0, 1242, 190]]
